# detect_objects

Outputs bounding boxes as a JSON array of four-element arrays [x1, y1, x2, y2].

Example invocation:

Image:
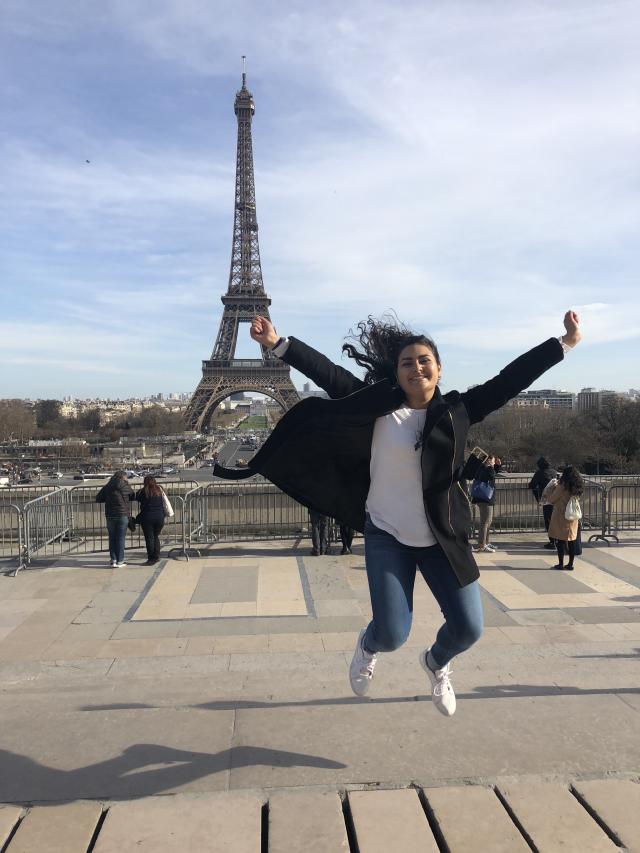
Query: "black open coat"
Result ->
[[218, 336, 565, 586]]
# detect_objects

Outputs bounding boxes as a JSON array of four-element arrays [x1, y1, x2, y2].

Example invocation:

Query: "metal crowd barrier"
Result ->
[[0, 484, 61, 507], [0, 503, 25, 571], [469, 479, 606, 536], [65, 480, 197, 557], [19, 489, 72, 574], [182, 482, 309, 556], [604, 484, 640, 541], [3, 479, 640, 573]]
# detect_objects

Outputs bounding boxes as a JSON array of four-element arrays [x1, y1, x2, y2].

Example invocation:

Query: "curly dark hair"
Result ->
[[341, 314, 441, 385], [559, 465, 584, 496]]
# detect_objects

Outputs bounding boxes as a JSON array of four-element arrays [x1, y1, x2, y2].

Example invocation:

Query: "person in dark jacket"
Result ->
[[528, 457, 558, 547], [135, 475, 166, 565], [215, 310, 581, 717], [471, 456, 497, 553], [96, 471, 133, 567], [339, 523, 355, 555], [309, 508, 330, 555]]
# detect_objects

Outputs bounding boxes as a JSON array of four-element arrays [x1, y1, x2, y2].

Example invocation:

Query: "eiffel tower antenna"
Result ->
[[185, 65, 299, 431]]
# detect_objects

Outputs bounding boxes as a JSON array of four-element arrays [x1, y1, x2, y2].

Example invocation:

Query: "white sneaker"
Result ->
[[485, 544, 497, 552], [420, 648, 456, 716], [349, 628, 378, 697], [110, 560, 116, 567], [115, 561, 127, 568], [474, 545, 494, 553]]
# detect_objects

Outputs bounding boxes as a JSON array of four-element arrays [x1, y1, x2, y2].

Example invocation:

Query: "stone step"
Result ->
[[425, 785, 530, 852], [92, 792, 263, 853], [497, 781, 620, 852], [0, 806, 23, 849], [268, 790, 349, 852], [1, 778, 637, 852], [573, 779, 640, 852], [348, 789, 439, 853], [5, 801, 102, 853]]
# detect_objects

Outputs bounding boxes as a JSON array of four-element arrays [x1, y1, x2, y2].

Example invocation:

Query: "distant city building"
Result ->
[[510, 389, 575, 409], [510, 397, 549, 409], [577, 388, 620, 412]]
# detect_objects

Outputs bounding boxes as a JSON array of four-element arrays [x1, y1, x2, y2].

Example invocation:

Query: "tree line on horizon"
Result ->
[[1, 397, 639, 473], [0, 399, 184, 445]]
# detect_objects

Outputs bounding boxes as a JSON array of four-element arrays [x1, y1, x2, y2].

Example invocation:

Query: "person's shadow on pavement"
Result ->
[[0, 744, 347, 802]]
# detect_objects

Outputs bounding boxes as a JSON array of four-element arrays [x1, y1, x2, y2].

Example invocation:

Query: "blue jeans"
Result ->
[[363, 516, 483, 667], [106, 516, 128, 564]]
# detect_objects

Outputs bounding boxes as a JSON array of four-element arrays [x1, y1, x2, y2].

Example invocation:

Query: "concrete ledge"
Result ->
[[1, 778, 638, 852]]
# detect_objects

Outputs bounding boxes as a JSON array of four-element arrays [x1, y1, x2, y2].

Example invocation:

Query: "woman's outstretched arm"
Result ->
[[462, 311, 582, 425], [250, 315, 366, 399]]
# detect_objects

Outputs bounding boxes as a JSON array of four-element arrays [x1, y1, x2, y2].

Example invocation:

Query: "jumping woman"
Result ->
[[214, 310, 581, 716]]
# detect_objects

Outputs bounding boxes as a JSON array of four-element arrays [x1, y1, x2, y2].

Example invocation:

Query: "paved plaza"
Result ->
[[1, 534, 639, 850]]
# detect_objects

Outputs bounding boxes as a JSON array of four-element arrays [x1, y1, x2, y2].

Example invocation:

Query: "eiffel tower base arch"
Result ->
[[185, 362, 299, 432]]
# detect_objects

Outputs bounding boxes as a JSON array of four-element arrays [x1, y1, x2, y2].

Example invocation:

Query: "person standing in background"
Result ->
[[309, 509, 330, 555], [540, 474, 559, 549], [96, 471, 133, 568], [136, 475, 167, 565], [471, 456, 497, 553], [548, 466, 584, 570]]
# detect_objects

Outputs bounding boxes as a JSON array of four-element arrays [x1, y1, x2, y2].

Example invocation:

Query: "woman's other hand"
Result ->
[[250, 315, 279, 348], [561, 310, 581, 348]]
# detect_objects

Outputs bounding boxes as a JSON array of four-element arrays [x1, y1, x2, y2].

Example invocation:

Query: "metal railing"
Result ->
[[183, 482, 308, 555], [0, 503, 24, 570], [65, 480, 198, 556], [0, 484, 61, 507], [605, 484, 640, 538], [20, 489, 72, 573], [480, 480, 606, 535], [3, 478, 640, 574]]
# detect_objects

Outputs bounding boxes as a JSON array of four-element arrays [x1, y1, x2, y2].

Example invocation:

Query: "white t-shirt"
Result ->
[[366, 406, 436, 547]]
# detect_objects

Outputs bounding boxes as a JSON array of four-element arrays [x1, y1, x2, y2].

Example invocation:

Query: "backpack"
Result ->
[[565, 496, 582, 521], [471, 479, 495, 502]]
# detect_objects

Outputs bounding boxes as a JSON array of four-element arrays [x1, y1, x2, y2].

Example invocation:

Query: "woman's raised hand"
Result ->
[[562, 310, 581, 348], [250, 315, 279, 348]]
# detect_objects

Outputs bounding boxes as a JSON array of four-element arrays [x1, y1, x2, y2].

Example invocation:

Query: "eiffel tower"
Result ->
[[185, 63, 299, 431]]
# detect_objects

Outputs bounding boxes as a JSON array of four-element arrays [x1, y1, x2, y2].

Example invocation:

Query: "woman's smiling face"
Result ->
[[396, 343, 442, 408]]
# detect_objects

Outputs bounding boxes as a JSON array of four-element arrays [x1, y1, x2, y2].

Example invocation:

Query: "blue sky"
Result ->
[[1, 0, 639, 399]]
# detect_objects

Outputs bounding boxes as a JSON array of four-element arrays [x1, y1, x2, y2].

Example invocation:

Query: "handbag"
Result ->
[[471, 479, 495, 502], [127, 516, 137, 532], [565, 496, 582, 521], [161, 490, 174, 518]]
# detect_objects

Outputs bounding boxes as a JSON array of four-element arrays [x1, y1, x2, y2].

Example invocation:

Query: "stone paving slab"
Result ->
[[0, 780, 627, 850], [348, 789, 439, 852], [497, 781, 619, 852], [425, 784, 530, 852], [572, 778, 640, 852], [6, 800, 102, 853], [505, 567, 595, 594], [0, 805, 23, 848], [268, 790, 349, 852], [93, 791, 263, 852]]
